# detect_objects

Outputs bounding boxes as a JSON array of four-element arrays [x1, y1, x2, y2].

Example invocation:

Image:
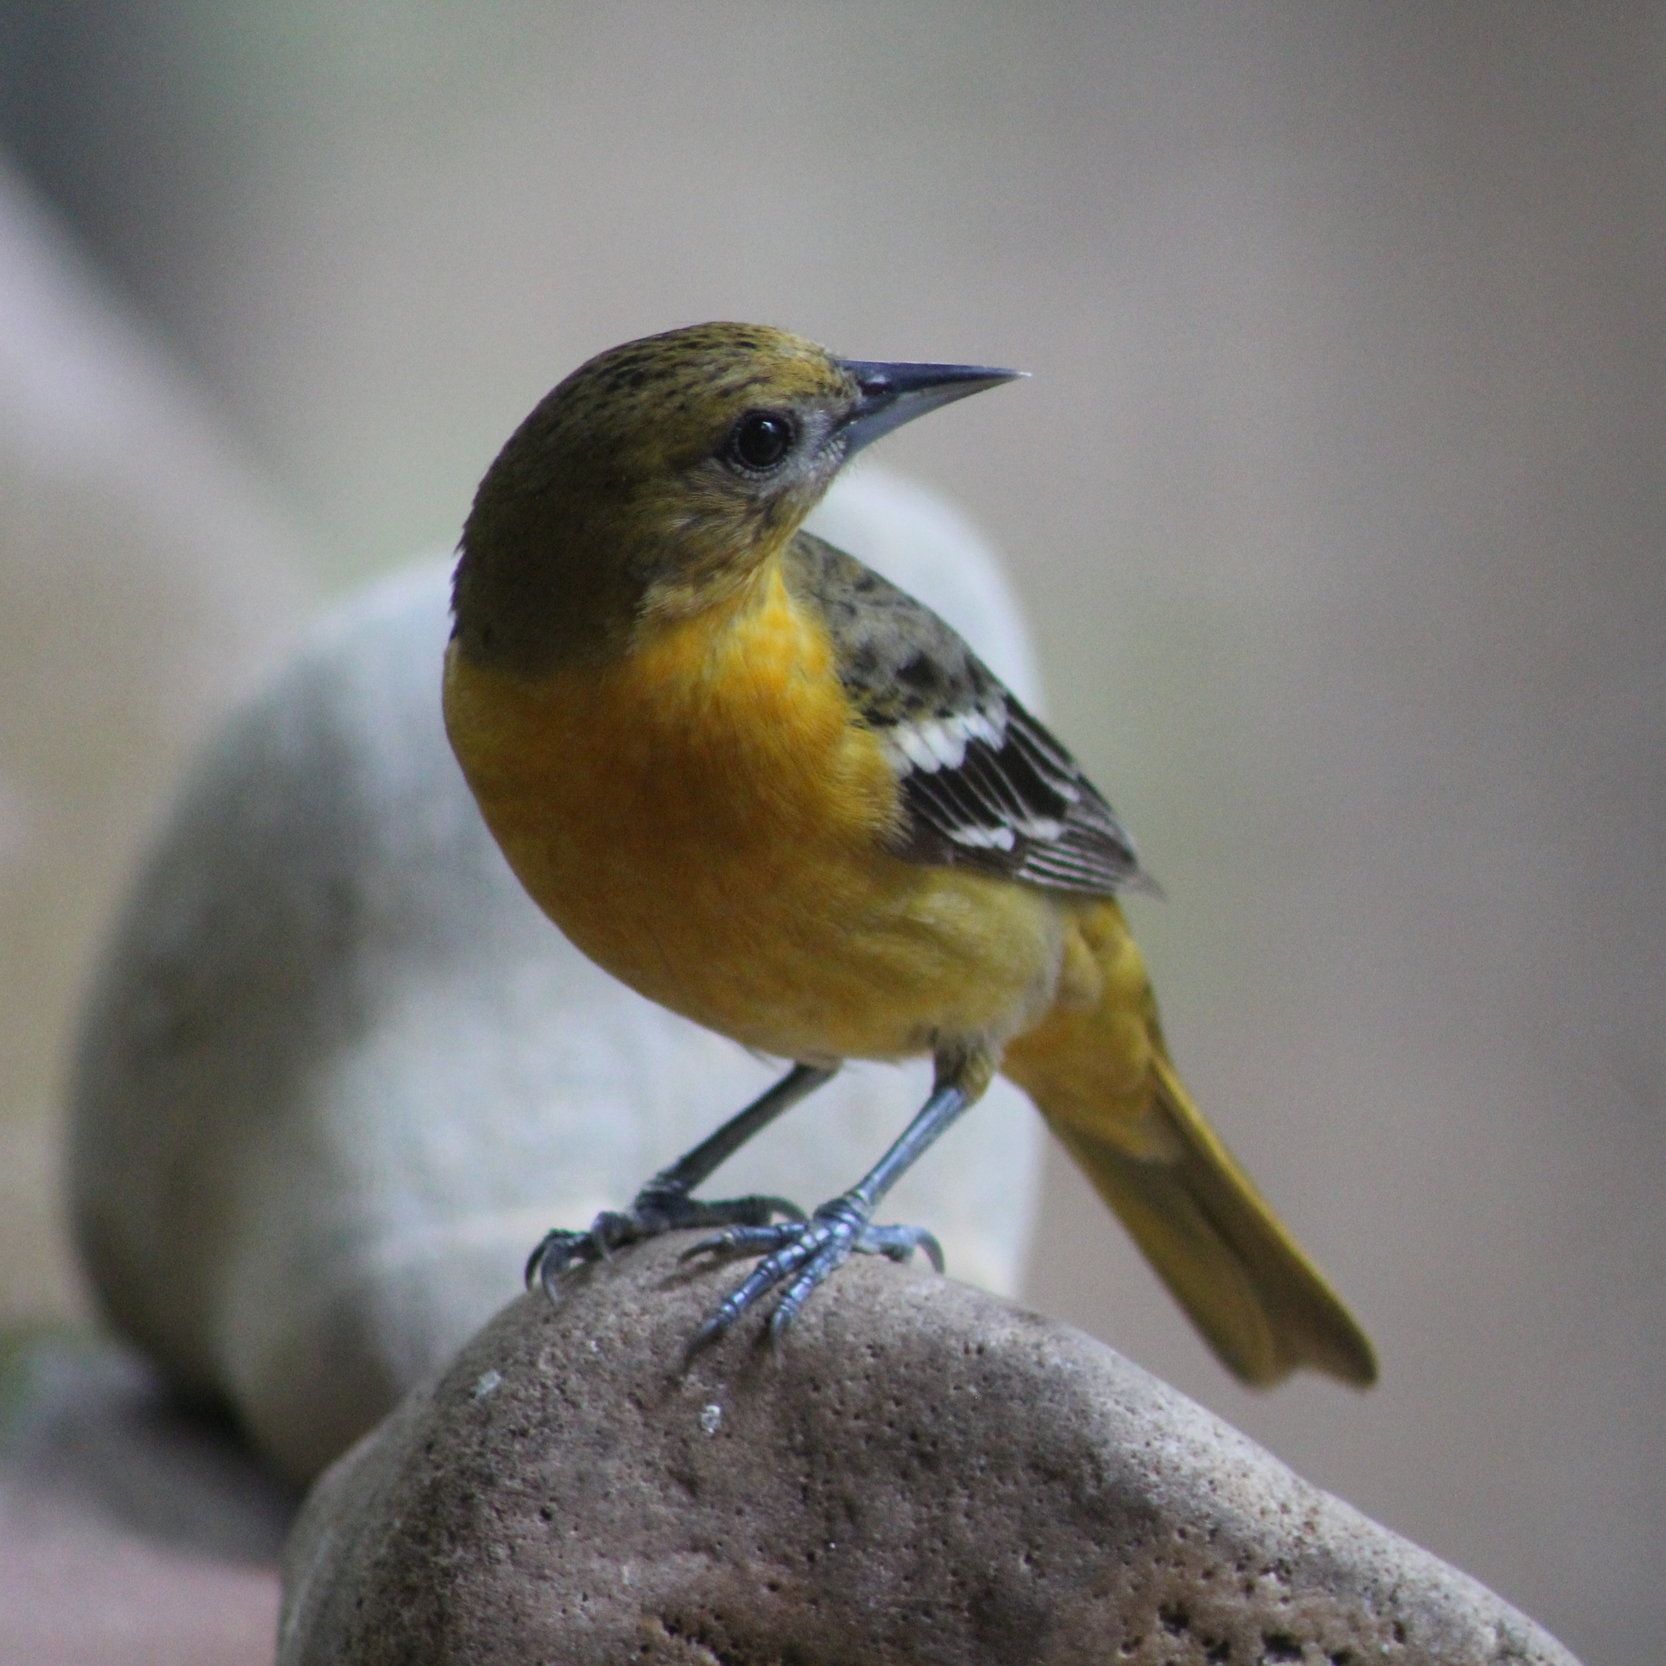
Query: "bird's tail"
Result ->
[[1001, 903, 1377, 1389]]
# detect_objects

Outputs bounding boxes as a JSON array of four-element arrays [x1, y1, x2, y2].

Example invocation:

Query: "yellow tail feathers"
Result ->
[[1046, 1053, 1376, 1388], [1002, 906, 1376, 1389]]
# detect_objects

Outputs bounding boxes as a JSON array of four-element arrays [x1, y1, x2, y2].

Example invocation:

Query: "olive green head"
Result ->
[[452, 321, 1019, 674]]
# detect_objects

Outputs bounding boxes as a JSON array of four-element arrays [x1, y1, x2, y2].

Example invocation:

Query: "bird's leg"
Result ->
[[684, 1056, 986, 1352], [527, 1062, 836, 1294]]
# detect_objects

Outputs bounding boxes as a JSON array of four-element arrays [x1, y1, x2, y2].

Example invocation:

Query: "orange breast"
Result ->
[[443, 564, 1063, 1062]]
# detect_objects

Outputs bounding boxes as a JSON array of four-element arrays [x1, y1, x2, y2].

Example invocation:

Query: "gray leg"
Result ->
[[684, 1072, 978, 1353], [527, 1063, 837, 1293]]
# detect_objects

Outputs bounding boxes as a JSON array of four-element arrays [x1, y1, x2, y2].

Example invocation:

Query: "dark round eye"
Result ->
[[727, 410, 795, 472]]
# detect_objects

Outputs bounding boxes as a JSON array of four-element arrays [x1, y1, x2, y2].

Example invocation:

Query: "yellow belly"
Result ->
[[441, 573, 1065, 1063]]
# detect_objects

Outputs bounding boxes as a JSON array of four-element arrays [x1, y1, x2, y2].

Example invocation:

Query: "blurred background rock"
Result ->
[[0, 155, 309, 1328], [0, 5, 1659, 1664]]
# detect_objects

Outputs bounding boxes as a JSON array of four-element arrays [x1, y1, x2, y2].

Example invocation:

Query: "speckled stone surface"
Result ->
[[280, 1236, 1579, 1666]]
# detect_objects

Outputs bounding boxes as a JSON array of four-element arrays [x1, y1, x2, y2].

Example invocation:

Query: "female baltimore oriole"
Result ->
[[442, 322, 1375, 1386]]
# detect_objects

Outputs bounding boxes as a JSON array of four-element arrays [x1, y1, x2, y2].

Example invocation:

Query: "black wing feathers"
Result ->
[[784, 534, 1146, 898]]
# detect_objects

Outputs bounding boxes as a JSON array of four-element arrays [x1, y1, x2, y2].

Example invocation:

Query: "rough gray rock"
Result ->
[[280, 1236, 1578, 1666], [69, 470, 1044, 1486]]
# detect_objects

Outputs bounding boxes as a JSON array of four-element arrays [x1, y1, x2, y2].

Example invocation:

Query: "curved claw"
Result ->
[[525, 1228, 596, 1295]]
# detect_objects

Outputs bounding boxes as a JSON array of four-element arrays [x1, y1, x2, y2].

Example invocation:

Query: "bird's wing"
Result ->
[[785, 534, 1147, 897]]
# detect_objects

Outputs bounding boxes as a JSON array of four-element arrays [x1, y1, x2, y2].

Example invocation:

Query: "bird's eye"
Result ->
[[727, 411, 796, 472]]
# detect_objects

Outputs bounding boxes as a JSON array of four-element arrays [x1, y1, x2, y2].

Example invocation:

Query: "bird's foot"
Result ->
[[526, 1178, 805, 1298], [682, 1194, 944, 1352]]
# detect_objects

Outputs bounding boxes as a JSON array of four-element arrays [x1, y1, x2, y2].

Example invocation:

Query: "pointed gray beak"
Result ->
[[833, 357, 1025, 457]]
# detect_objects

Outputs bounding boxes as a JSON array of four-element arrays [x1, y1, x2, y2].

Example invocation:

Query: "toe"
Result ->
[[857, 1223, 945, 1272], [680, 1222, 799, 1263], [525, 1228, 593, 1290]]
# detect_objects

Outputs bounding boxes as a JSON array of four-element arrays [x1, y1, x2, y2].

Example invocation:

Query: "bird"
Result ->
[[442, 321, 1376, 1388]]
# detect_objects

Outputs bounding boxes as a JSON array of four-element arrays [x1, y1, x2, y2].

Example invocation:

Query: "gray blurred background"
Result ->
[[0, 4, 1660, 1662]]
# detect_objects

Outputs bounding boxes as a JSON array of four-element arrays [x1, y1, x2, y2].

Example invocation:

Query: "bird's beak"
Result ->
[[833, 358, 1026, 458]]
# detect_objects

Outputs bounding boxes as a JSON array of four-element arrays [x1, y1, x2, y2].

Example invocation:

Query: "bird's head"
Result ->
[[452, 322, 1020, 673]]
